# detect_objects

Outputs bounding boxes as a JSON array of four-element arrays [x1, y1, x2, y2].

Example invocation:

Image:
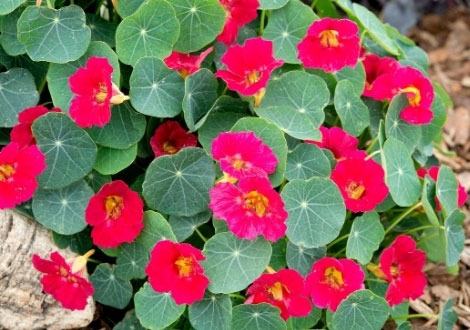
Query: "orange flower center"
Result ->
[[390, 264, 401, 280], [0, 163, 15, 182], [324, 266, 344, 289], [179, 68, 190, 79], [268, 281, 289, 301], [105, 195, 124, 219], [95, 83, 108, 104], [346, 181, 365, 200], [59, 266, 78, 283], [244, 191, 269, 217], [319, 30, 340, 48], [175, 256, 194, 277], [247, 71, 262, 86], [163, 141, 177, 154], [401, 86, 421, 107]]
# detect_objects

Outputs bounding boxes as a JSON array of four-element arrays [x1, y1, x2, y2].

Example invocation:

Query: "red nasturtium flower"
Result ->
[[211, 131, 277, 180], [331, 157, 389, 212], [305, 126, 366, 160], [246, 268, 312, 320], [32, 250, 95, 310], [392, 67, 434, 125], [209, 176, 288, 242], [215, 37, 284, 106], [0, 142, 46, 209], [85, 180, 144, 248], [69, 56, 129, 128], [297, 18, 360, 73], [362, 54, 400, 100], [150, 120, 198, 158], [217, 0, 259, 45], [417, 166, 468, 210], [378, 235, 427, 306], [164, 47, 214, 79], [305, 257, 365, 312], [10, 106, 61, 147], [145, 240, 209, 305]]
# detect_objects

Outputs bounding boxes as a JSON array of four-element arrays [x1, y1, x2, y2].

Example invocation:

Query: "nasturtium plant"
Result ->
[[0, 0, 464, 329]]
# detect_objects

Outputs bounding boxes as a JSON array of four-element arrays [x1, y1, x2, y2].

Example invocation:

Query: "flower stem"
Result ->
[[384, 202, 422, 236], [332, 246, 346, 258], [403, 224, 442, 235], [365, 149, 381, 161], [229, 293, 246, 300], [259, 10, 266, 35], [392, 313, 438, 320], [194, 227, 208, 243], [366, 136, 379, 154]]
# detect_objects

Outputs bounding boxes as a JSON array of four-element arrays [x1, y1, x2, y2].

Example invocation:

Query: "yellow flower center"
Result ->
[[324, 266, 344, 289], [401, 86, 421, 107], [163, 141, 177, 154], [390, 264, 401, 280], [179, 68, 190, 79], [175, 256, 194, 277], [346, 181, 365, 200], [95, 83, 108, 104], [59, 266, 78, 283], [319, 30, 340, 48], [105, 195, 124, 219], [244, 191, 269, 217], [0, 164, 15, 181], [268, 281, 289, 301], [247, 71, 262, 86]]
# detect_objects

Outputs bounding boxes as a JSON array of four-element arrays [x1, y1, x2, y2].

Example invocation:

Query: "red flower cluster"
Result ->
[[145, 240, 209, 305], [217, 0, 259, 45], [32, 250, 94, 310], [362, 54, 434, 125], [85, 180, 144, 248], [246, 268, 311, 320], [297, 18, 360, 73], [10, 106, 61, 147], [417, 166, 468, 210], [150, 121, 198, 158], [378, 235, 427, 306], [164, 47, 213, 79], [215, 38, 284, 106], [305, 257, 365, 311], [0, 142, 46, 209], [69, 57, 129, 128]]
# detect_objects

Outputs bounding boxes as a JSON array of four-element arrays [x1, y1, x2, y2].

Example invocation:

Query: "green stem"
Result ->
[[46, 0, 53, 8], [365, 149, 381, 160], [259, 10, 266, 35], [87, 258, 101, 264], [359, 29, 368, 46], [311, 0, 318, 8], [328, 233, 349, 248], [332, 246, 346, 258], [95, 0, 105, 14], [417, 232, 439, 245], [221, 85, 228, 96], [384, 202, 422, 236], [366, 278, 387, 283], [403, 224, 442, 235], [392, 313, 438, 320], [366, 136, 378, 153], [433, 142, 456, 157], [229, 293, 246, 300], [194, 227, 208, 243]]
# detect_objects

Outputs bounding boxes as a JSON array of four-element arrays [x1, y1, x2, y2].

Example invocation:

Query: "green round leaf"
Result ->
[[382, 137, 421, 207], [171, 0, 225, 52], [287, 308, 322, 330], [264, 0, 316, 63], [282, 177, 346, 248], [385, 95, 421, 154], [257, 70, 329, 139], [346, 212, 384, 265], [32, 180, 93, 235], [94, 144, 138, 175], [115, 0, 180, 66], [436, 165, 458, 217], [438, 298, 458, 330], [0, 7, 26, 56], [285, 241, 326, 276], [188, 292, 232, 330], [169, 210, 211, 242], [0, 68, 39, 127], [231, 117, 288, 187], [334, 62, 366, 97], [87, 103, 146, 149], [135, 211, 177, 252], [90, 263, 133, 309], [445, 209, 465, 267], [231, 303, 286, 330], [334, 80, 370, 136], [32, 113, 97, 189], [286, 143, 331, 181], [86, 13, 117, 48], [116, 0, 146, 18], [17, 5, 91, 63], [269, 239, 287, 271], [135, 282, 186, 330], [332, 290, 389, 330], [0, 0, 25, 15], [258, 0, 289, 9], [115, 242, 150, 280], [202, 232, 272, 294], [199, 110, 247, 152], [114, 310, 146, 330], [47, 41, 120, 112], [183, 68, 218, 131], [84, 170, 111, 193], [52, 228, 93, 255], [129, 57, 185, 118], [195, 96, 248, 133], [143, 147, 215, 216]]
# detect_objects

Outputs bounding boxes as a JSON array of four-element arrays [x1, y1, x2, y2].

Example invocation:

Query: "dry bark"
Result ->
[[0, 209, 94, 330]]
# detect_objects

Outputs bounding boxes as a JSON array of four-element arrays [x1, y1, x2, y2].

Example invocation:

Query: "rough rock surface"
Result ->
[[0, 209, 95, 330]]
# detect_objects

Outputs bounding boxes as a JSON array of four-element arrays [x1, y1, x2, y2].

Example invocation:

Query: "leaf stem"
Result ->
[[366, 136, 379, 153], [311, 0, 318, 9], [229, 293, 246, 300], [259, 10, 266, 35], [46, 0, 53, 8], [392, 313, 438, 320], [384, 202, 422, 236], [433, 142, 456, 157], [328, 233, 349, 248], [332, 246, 346, 258], [365, 149, 381, 161], [194, 227, 208, 243], [403, 224, 442, 235]]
